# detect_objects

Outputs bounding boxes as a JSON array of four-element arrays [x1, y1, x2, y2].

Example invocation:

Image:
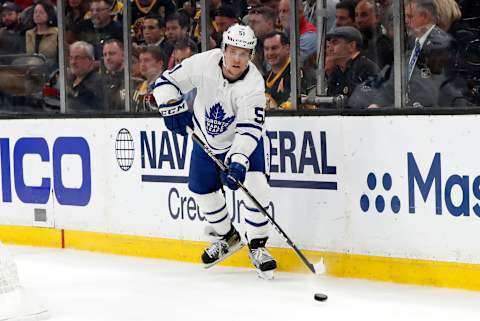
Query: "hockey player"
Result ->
[[153, 23, 277, 278]]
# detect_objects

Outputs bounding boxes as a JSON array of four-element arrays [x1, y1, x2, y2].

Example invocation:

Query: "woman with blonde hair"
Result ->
[[434, 0, 462, 31]]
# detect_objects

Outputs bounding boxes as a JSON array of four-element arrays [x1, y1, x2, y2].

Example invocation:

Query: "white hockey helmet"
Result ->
[[221, 23, 257, 56]]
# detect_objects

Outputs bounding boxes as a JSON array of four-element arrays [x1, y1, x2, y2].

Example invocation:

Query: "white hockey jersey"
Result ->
[[153, 48, 266, 158]]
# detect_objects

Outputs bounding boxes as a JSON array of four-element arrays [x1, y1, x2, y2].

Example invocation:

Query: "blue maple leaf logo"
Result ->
[[205, 103, 235, 137]]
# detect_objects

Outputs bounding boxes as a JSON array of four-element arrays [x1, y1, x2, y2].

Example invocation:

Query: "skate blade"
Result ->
[[256, 269, 274, 280], [203, 242, 245, 269]]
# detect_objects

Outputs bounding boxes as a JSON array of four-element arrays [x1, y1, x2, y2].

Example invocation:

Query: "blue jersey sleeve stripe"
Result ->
[[154, 75, 181, 93], [236, 123, 262, 131]]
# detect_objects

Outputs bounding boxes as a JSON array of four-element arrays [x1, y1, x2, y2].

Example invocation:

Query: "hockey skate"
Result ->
[[247, 237, 277, 280], [202, 226, 244, 268]]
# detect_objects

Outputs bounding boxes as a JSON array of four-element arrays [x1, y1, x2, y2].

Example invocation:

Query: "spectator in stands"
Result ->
[[131, 0, 176, 43], [84, 0, 124, 22], [241, 0, 261, 25], [102, 38, 125, 111], [324, 38, 336, 76], [179, 0, 197, 19], [25, 1, 58, 67], [131, 0, 176, 24], [0, 2, 25, 54], [263, 31, 292, 110], [73, 0, 122, 59], [248, 6, 277, 40], [325, 26, 379, 103], [67, 41, 105, 112], [248, 5, 277, 76], [434, 0, 462, 32], [369, 0, 464, 108], [278, 0, 317, 66], [404, 0, 455, 78], [131, 0, 177, 42], [335, 0, 356, 28], [131, 50, 142, 79], [142, 14, 173, 65], [355, 0, 393, 68], [172, 38, 197, 109], [377, 0, 393, 30], [173, 37, 198, 65], [165, 12, 191, 69], [214, 5, 238, 34], [212, 5, 239, 47], [65, 0, 90, 44], [134, 45, 166, 112]]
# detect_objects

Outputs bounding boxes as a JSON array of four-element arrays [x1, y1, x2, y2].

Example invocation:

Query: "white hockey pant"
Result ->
[[192, 172, 271, 240], [194, 190, 231, 236], [242, 172, 270, 241]]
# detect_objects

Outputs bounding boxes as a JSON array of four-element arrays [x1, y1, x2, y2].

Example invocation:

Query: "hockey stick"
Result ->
[[186, 127, 317, 274]]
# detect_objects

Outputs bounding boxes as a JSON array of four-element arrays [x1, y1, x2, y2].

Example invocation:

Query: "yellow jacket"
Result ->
[[25, 26, 58, 60]]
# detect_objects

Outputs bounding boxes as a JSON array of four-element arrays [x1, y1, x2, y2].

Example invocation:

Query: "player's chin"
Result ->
[[230, 66, 243, 74]]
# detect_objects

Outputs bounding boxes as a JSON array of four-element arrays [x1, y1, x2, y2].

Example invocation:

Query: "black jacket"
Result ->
[[67, 70, 105, 112], [327, 54, 380, 98]]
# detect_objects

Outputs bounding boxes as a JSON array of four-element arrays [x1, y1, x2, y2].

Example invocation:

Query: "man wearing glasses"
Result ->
[[73, 0, 122, 59], [67, 41, 105, 112]]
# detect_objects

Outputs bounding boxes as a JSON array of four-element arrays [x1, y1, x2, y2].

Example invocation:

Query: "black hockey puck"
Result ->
[[314, 293, 328, 301]]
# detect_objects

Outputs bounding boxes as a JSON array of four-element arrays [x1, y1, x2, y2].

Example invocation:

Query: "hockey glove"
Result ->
[[158, 98, 193, 136], [220, 154, 248, 191]]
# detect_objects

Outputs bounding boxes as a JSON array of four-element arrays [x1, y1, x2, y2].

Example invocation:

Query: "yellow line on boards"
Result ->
[[1, 225, 480, 291], [0, 225, 61, 248]]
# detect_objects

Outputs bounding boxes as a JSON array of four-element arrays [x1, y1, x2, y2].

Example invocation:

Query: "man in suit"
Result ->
[[141, 14, 173, 66], [368, 0, 465, 108], [404, 0, 465, 107]]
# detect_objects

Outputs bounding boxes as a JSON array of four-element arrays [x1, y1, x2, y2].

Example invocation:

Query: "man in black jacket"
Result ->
[[0, 2, 25, 55], [326, 26, 380, 105], [67, 41, 105, 113]]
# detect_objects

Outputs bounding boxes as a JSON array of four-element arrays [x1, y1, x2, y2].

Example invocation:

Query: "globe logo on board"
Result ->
[[115, 128, 134, 171], [360, 172, 401, 213]]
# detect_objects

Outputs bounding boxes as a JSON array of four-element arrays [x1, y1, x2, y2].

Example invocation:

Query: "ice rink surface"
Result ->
[[4, 245, 480, 321]]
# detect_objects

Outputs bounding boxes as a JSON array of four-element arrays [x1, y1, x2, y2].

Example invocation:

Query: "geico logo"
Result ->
[[267, 130, 336, 175], [409, 152, 480, 217], [168, 187, 205, 221], [0, 137, 91, 206], [140, 130, 189, 170]]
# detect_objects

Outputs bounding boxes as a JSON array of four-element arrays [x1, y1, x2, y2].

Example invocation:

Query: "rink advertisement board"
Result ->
[[2, 116, 480, 268]]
